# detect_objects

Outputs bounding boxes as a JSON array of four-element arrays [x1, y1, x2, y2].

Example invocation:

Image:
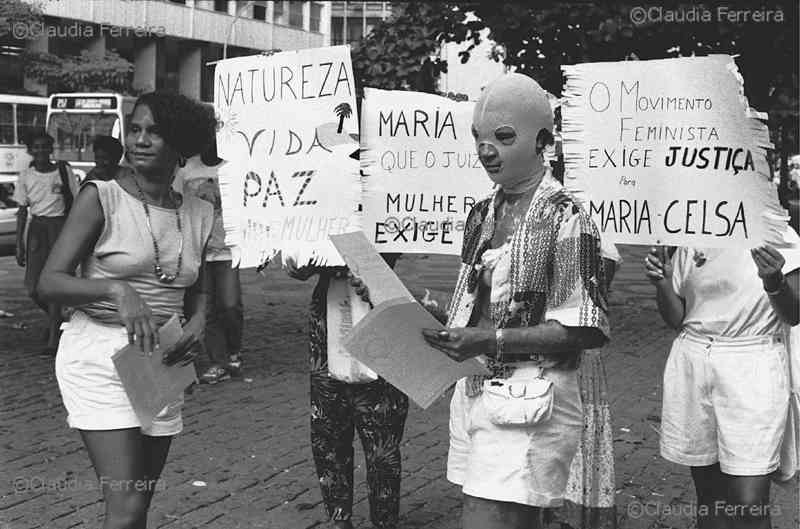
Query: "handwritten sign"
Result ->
[[360, 88, 494, 254], [561, 55, 788, 247], [214, 46, 361, 268]]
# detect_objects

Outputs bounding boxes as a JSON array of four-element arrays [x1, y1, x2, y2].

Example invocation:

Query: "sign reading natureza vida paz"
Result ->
[[561, 55, 789, 248], [214, 45, 360, 268], [360, 88, 494, 255]]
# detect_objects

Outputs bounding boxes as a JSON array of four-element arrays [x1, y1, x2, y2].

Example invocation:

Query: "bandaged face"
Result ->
[[472, 73, 553, 188]]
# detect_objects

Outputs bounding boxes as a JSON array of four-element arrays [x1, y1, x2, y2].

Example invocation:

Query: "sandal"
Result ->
[[226, 355, 243, 379], [199, 365, 230, 384]]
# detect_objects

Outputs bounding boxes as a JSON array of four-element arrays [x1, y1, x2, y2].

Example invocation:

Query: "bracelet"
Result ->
[[764, 277, 787, 296], [495, 328, 505, 361]]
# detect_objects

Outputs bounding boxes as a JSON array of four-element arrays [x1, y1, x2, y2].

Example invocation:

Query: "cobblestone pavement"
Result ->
[[1, 247, 797, 529]]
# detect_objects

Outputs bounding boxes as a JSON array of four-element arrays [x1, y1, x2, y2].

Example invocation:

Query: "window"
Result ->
[[17, 104, 46, 146], [273, 1, 285, 24], [214, 0, 228, 13], [169, 0, 186, 4], [310, 2, 322, 32], [288, 0, 303, 28], [253, 1, 266, 20], [0, 104, 13, 145]]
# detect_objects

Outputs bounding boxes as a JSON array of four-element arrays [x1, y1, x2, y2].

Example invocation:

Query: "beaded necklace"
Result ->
[[131, 174, 183, 284]]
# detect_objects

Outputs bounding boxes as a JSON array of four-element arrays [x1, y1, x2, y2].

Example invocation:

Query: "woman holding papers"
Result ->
[[421, 73, 609, 529], [644, 235, 800, 529], [287, 254, 409, 529], [38, 92, 215, 529]]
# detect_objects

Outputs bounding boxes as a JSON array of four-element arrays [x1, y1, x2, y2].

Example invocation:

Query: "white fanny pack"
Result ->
[[481, 368, 554, 426]]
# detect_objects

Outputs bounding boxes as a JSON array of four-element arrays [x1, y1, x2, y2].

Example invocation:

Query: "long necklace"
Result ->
[[131, 174, 183, 284]]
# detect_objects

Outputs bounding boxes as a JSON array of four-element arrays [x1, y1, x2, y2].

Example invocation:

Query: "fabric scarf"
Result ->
[[446, 170, 605, 396]]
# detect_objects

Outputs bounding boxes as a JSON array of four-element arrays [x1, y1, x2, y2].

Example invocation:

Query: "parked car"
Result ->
[[0, 174, 18, 254]]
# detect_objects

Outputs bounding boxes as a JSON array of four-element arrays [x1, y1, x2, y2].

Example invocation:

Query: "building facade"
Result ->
[[5, 1, 331, 101], [330, 1, 391, 46]]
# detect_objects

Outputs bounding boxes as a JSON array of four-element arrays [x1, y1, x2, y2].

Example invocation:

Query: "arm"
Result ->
[[645, 246, 685, 329], [15, 206, 27, 267], [38, 184, 160, 353], [161, 247, 209, 366], [751, 245, 800, 326]]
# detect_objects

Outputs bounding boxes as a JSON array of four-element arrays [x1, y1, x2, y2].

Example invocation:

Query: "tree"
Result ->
[[334, 102, 352, 133], [0, 0, 136, 94]]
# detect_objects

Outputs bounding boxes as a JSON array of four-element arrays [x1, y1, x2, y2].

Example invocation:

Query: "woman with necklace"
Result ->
[[421, 74, 610, 529], [38, 92, 215, 529]]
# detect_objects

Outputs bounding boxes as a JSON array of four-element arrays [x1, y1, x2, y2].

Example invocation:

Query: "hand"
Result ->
[[348, 271, 372, 306], [285, 255, 318, 281], [422, 327, 492, 362], [162, 314, 204, 366], [15, 244, 25, 267], [644, 246, 672, 284], [114, 282, 159, 355], [750, 245, 785, 291]]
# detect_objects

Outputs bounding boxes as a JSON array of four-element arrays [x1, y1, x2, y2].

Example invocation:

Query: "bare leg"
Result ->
[[691, 464, 727, 529], [725, 474, 772, 529], [462, 494, 541, 529], [80, 429, 172, 529]]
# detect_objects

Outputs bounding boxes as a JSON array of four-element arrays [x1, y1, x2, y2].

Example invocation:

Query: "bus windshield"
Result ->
[[47, 112, 119, 163]]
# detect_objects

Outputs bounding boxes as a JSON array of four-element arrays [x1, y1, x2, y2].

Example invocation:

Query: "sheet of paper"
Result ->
[[112, 314, 197, 427], [329, 231, 414, 305], [344, 298, 490, 409]]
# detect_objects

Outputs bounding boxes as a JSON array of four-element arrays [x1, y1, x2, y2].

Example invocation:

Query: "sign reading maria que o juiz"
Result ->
[[561, 55, 789, 248], [214, 45, 361, 268]]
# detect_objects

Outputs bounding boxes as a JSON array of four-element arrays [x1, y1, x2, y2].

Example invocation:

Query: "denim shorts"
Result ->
[[660, 330, 790, 476]]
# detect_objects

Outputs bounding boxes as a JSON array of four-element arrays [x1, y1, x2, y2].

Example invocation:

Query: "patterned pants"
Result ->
[[310, 373, 409, 528]]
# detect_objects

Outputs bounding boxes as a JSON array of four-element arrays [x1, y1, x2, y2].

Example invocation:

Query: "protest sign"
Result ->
[[214, 46, 361, 268], [360, 88, 494, 254], [561, 55, 788, 248]]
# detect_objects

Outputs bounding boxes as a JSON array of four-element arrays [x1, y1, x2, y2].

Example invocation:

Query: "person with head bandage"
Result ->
[[421, 73, 610, 529]]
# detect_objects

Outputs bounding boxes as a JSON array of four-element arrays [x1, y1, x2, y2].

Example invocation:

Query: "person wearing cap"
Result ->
[[421, 73, 610, 528]]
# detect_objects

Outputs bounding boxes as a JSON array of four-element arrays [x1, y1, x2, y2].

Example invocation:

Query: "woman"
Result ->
[[287, 255, 409, 529], [422, 73, 609, 529], [37, 92, 216, 529], [176, 142, 244, 384], [644, 237, 799, 529]]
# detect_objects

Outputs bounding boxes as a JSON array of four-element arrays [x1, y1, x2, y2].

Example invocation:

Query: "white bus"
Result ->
[[0, 94, 49, 179], [46, 93, 136, 181]]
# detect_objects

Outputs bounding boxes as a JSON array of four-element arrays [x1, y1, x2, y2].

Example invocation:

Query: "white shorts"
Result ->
[[447, 363, 583, 507], [660, 330, 790, 476], [55, 311, 183, 436]]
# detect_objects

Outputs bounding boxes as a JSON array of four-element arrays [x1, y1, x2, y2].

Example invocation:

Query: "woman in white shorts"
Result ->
[[37, 92, 215, 529], [644, 235, 800, 529], [421, 73, 610, 529]]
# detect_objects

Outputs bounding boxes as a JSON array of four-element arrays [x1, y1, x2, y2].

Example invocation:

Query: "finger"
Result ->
[[645, 271, 665, 281], [133, 320, 146, 352], [140, 319, 154, 355], [757, 246, 782, 268], [349, 276, 363, 288], [125, 320, 136, 346]]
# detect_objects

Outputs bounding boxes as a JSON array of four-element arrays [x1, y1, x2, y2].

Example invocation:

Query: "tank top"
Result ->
[[78, 180, 214, 326]]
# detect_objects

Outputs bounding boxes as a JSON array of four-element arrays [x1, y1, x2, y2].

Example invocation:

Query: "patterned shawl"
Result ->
[[447, 171, 608, 392]]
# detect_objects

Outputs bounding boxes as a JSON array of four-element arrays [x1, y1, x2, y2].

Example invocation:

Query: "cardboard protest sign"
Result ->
[[344, 298, 491, 409], [214, 46, 361, 268], [329, 231, 490, 408], [112, 315, 195, 428], [561, 55, 788, 248], [360, 88, 494, 255]]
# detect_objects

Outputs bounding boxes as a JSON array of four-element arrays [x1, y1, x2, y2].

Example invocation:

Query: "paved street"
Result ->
[[1, 247, 797, 529]]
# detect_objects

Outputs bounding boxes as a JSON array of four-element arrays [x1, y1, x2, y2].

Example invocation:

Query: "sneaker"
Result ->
[[226, 355, 243, 379], [199, 365, 230, 385]]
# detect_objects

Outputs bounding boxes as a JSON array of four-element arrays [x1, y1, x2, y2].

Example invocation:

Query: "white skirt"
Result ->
[[447, 363, 583, 507], [55, 311, 183, 436]]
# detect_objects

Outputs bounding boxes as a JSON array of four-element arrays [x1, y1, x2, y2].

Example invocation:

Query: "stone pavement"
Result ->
[[0, 247, 798, 529]]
